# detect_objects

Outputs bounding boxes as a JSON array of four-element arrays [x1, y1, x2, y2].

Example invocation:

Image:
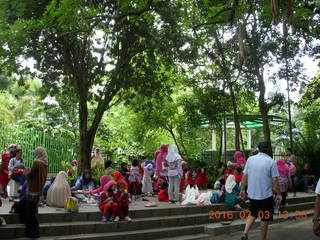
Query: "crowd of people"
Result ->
[[0, 142, 317, 239]]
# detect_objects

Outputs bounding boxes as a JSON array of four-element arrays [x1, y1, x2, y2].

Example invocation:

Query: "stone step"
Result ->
[[15, 224, 206, 240], [2, 201, 315, 239], [2, 204, 224, 224], [205, 209, 313, 236], [3, 195, 314, 225], [155, 233, 213, 240]]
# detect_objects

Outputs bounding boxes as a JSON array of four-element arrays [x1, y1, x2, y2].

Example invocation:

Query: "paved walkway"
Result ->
[[0, 192, 315, 215], [211, 218, 318, 240]]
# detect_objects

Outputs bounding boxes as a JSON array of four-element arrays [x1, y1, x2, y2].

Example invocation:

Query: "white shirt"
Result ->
[[8, 158, 24, 172], [243, 152, 279, 200], [315, 180, 320, 195]]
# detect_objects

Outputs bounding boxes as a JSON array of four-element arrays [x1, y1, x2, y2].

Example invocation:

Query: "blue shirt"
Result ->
[[243, 152, 279, 200]]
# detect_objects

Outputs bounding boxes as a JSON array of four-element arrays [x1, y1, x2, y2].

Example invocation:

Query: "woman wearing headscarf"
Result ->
[[90, 175, 110, 197], [234, 151, 246, 168], [47, 171, 71, 208], [224, 175, 243, 210], [166, 144, 183, 204], [71, 170, 97, 202], [112, 171, 128, 189], [155, 145, 169, 177], [20, 147, 48, 238]]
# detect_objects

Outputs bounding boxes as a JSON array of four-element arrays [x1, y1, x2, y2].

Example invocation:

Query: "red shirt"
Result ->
[[235, 173, 243, 183]]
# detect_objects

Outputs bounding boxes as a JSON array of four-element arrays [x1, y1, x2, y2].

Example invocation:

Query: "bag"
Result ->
[[210, 192, 220, 203], [26, 191, 40, 203], [64, 197, 79, 213]]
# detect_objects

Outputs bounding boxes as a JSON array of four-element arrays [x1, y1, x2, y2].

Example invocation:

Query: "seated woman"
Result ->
[[71, 170, 97, 202], [9, 148, 26, 185], [299, 163, 317, 191], [225, 175, 244, 211], [43, 176, 56, 202], [47, 171, 71, 208]]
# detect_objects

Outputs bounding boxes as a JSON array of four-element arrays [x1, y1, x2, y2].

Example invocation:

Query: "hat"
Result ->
[[2, 152, 12, 160], [227, 161, 234, 166]]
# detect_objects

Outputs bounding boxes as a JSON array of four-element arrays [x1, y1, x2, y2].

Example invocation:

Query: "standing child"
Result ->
[[276, 159, 291, 206], [186, 167, 194, 186], [0, 152, 11, 198], [195, 168, 204, 189], [99, 180, 119, 222], [117, 182, 132, 221], [128, 159, 141, 200], [203, 168, 208, 189], [142, 163, 153, 196]]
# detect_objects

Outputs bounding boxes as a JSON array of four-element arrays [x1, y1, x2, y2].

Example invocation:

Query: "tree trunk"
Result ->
[[78, 92, 93, 173], [229, 83, 241, 151], [257, 73, 273, 157]]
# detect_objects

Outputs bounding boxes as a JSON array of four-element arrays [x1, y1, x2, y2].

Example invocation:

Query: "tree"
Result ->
[[0, 0, 188, 172]]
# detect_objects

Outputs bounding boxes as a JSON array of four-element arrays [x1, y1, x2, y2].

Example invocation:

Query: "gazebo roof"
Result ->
[[201, 114, 287, 129]]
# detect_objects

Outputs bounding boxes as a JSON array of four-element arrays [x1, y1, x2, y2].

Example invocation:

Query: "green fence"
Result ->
[[0, 124, 77, 173]]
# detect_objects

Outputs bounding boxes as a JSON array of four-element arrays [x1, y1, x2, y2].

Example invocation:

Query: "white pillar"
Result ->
[[247, 129, 252, 150], [222, 130, 225, 153], [212, 130, 217, 151]]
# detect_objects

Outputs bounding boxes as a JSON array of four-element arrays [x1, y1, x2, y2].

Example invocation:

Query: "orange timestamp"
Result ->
[[208, 210, 308, 220]]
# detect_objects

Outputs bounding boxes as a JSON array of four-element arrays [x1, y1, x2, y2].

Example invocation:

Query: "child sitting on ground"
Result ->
[[117, 182, 132, 221], [195, 168, 204, 189], [157, 177, 169, 202], [99, 180, 119, 222]]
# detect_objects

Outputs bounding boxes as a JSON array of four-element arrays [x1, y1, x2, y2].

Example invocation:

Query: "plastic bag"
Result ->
[[197, 191, 212, 205], [64, 197, 79, 213], [181, 185, 198, 205]]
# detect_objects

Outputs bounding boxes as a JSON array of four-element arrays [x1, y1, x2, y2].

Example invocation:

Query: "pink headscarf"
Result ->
[[91, 175, 110, 195], [277, 160, 289, 176], [103, 180, 116, 193], [234, 151, 246, 167], [156, 145, 168, 176]]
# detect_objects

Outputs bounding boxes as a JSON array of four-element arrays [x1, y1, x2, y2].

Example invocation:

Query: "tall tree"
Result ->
[[0, 0, 188, 171]]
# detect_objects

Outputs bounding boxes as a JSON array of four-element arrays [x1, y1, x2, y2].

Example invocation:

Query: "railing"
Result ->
[[0, 123, 77, 173]]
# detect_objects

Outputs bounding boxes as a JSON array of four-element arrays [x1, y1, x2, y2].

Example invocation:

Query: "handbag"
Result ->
[[64, 197, 79, 213]]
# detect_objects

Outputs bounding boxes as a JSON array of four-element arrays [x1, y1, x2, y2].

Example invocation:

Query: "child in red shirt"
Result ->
[[0, 153, 11, 198], [195, 168, 204, 189], [117, 182, 132, 221], [234, 167, 243, 183], [203, 168, 208, 189], [186, 168, 194, 186], [99, 180, 119, 222], [224, 161, 235, 182]]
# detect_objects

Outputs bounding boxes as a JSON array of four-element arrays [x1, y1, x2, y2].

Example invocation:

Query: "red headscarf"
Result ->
[[156, 145, 168, 176], [112, 171, 128, 189]]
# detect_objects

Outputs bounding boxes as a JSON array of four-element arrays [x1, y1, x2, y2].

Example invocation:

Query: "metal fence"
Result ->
[[0, 123, 77, 173]]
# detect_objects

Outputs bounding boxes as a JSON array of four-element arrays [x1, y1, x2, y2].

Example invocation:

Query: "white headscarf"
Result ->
[[47, 171, 71, 208], [225, 175, 237, 193], [166, 144, 182, 162]]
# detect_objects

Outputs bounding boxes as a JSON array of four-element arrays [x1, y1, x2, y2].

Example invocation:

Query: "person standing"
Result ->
[[166, 144, 183, 204], [286, 148, 297, 197], [9, 148, 26, 185], [313, 179, 320, 236], [240, 142, 281, 240], [20, 147, 48, 238]]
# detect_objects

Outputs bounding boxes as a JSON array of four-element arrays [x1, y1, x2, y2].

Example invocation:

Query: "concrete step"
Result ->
[[2, 201, 315, 239], [205, 209, 313, 236], [15, 224, 206, 240], [3, 194, 314, 225], [2, 203, 226, 224]]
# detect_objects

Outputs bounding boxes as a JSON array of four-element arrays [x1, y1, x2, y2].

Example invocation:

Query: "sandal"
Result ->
[[241, 233, 248, 240]]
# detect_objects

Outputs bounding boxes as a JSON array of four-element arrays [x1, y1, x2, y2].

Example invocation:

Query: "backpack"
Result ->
[[64, 197, 79, 213], [210, 192, 220, 203]]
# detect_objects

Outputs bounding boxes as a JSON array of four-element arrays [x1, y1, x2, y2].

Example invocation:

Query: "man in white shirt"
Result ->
[[240, 142, 281, 240], [313, 180, 320, 236]]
